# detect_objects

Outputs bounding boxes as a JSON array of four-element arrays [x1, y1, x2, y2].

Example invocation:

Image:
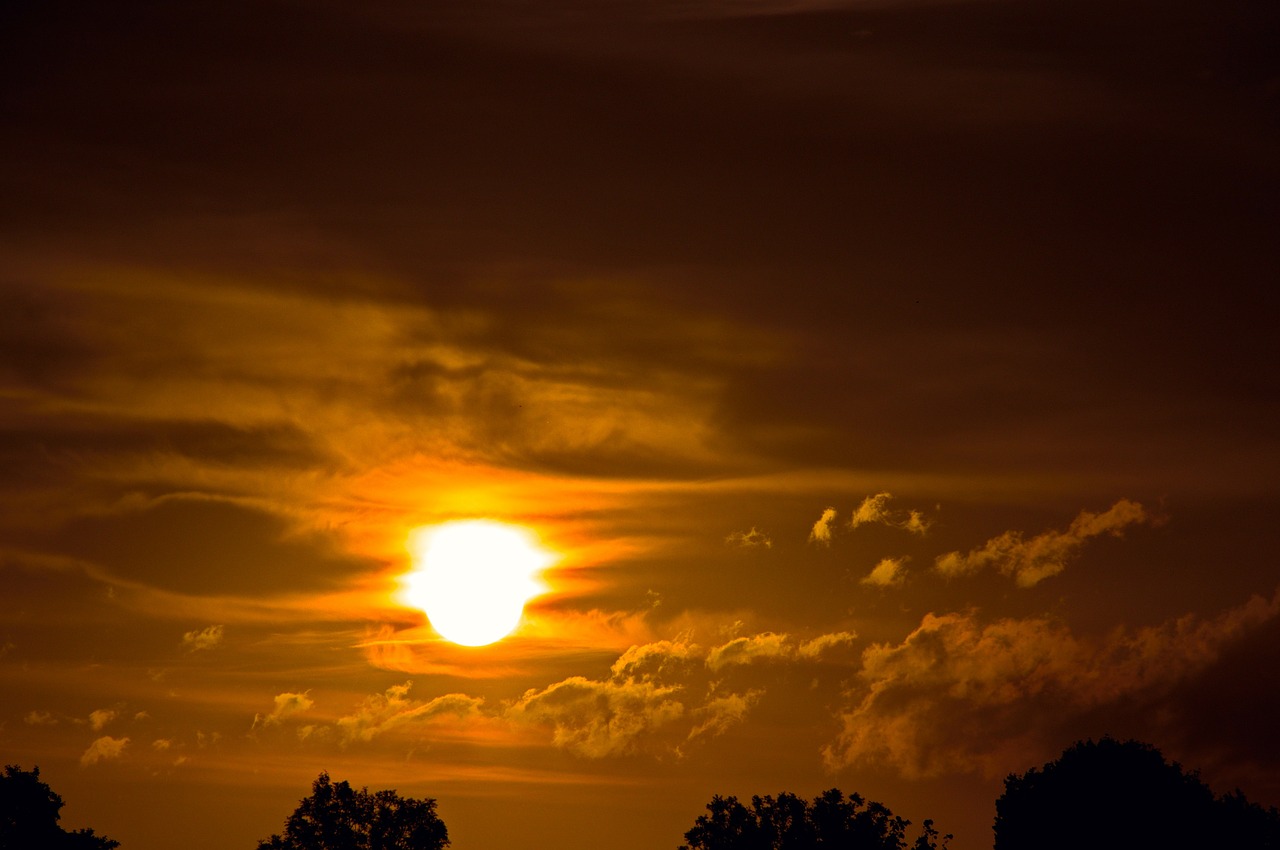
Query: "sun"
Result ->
[[402, 520, 552, 646]]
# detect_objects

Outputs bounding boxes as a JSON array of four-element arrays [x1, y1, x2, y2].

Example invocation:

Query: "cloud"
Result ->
[[851, 493, 932, 535], [823, 589, 1280, 779], [901, 510, 931, 536], [934, 498, 1148, 587], [725, 527, 772, 549], [182, 625, 225, 651], [798, 631, 859, 658], [706, 632, 793, 671], [508, 676, 687, 758], [24, 710, 57, 726], [686, 690, 764, 743], [851, 493, 894, 528], [89, 709, 117, 731], [81, 736, 129, 766], [336, 682, 484, 743], [252, 691, 314, 730], [610, 639, 701, 683], [809, 507, 838, 545], [861, 557, 908, 588], [151, 739, 172, 751], [511, 630, 861, 758]]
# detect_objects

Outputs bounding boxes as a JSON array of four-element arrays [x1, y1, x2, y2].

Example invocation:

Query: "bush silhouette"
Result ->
[[256, 772, 448, 850], [678, 788, 949, 850], [995, 737, 1280, 850], [0, 764, 119, 850]]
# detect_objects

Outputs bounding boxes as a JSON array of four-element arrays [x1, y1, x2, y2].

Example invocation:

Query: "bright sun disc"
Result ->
[[403, 520, 551, 647]]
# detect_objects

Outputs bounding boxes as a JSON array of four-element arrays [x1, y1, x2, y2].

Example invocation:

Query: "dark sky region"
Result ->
[[2, 1, 1279, 848]]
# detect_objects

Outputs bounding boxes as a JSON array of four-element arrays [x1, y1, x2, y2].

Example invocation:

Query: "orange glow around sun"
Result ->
[[402, 520, 553, 646]]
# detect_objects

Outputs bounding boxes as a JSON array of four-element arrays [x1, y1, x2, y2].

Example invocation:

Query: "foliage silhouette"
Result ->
[[678, 788, 949, 850], [256, 772, 448, 850], [0, 764, 119, 850], [995, 737, 1280, 850]]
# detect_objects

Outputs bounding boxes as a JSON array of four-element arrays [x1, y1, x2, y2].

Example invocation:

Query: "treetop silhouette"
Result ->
[[678, 787, 949, 850], [995, 736, 1280, 850], [256, 771, 448, 850], [0, 764, 119, 850]]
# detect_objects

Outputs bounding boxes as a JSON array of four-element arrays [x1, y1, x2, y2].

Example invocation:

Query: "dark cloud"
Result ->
[[41, 497, 371, 595]]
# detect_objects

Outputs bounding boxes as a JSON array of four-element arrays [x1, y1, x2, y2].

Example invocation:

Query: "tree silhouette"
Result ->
[[0, 764, 119, 850], [256, 772, 448, 850], [995, 737, 1280, 850], [678, 788, 948, 850]]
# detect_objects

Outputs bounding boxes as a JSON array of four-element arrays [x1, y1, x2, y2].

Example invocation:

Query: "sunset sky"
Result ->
[[2, 1, 1279, 848]]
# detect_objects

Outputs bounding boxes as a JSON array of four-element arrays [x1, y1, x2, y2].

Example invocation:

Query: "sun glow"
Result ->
[[403, 520, 552, 646]]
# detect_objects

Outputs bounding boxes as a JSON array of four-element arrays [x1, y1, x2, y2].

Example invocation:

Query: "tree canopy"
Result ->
[[256, 772, 449, 850], [678, 788, 949, 850], [995, 737, 1280, 850], [0, 764, 119, 850]]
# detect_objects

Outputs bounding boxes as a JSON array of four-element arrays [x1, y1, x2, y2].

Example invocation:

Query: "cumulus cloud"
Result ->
[[252, 691, 314, 730], [809, 507, 838, 545], [610, 639, 701, 683], [725, 527, 772, 549], [151, 739, 172, 751], [510, 629, 862, 759], [861, 557, 908, 588], [823, 589, 1280, 779], [89, 709, 116, 731], [81, 736, 129, 766], [24, 710, 56, 726], [336, 682, 484, 743], [508, 675, 687, 758], [935, 499, 1148, 587], [182, 624, 225, 651]]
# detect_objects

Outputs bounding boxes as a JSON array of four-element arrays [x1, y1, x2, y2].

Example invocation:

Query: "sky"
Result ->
[[2, 0, 1279, 848]]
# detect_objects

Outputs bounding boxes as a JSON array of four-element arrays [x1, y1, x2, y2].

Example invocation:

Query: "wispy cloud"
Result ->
[[335, 682, 484, 743], [725, 527, 772, 549], [182, 625, 225, 652], [81, 736, 129, 766], [852, 492, 932, 535], [251, 691, 314, 730], [88, 709, 116, 731], [706, 632, 793, 671], [809, 507, 838, 545], [935, 499, 1149, 587], [860, 557, 908, 588]]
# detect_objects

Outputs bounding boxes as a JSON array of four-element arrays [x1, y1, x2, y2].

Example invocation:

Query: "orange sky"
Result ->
[[2, 1, 1279, 848]]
